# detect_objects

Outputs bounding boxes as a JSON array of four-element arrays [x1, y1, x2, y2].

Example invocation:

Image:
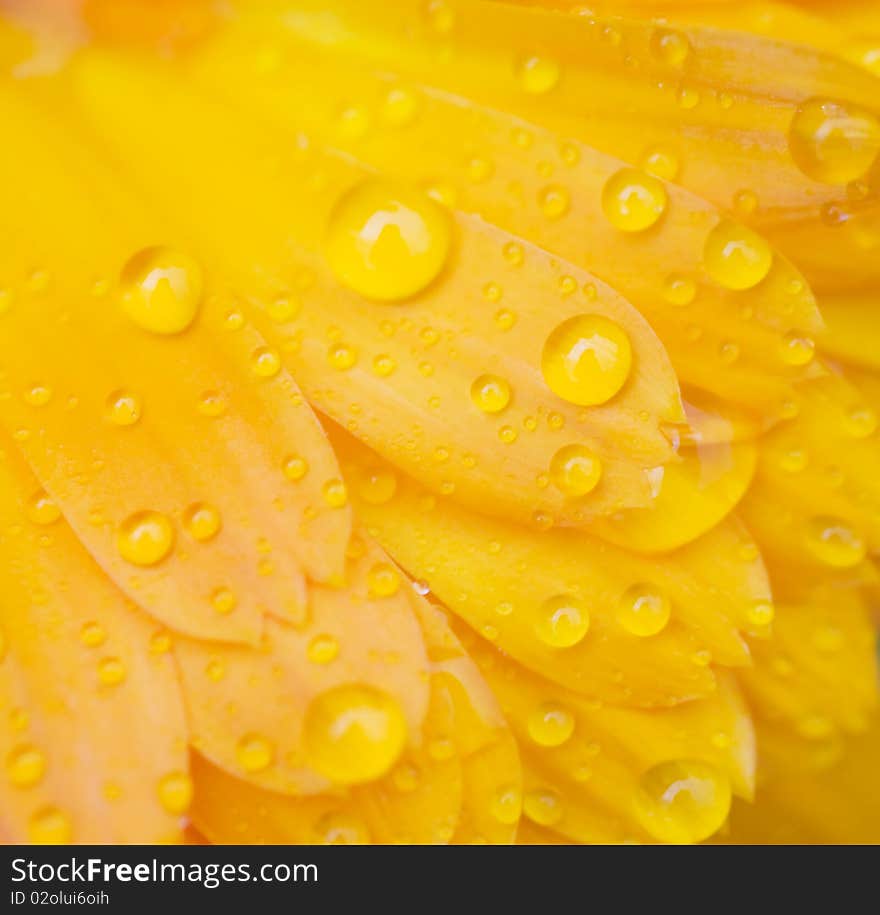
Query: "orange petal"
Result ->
[[0, 435, 189, 843], [0, 84, 351, 644]]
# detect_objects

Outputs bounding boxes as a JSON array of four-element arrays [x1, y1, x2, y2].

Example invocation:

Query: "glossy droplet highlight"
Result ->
[[26, 490, 61, 526], [634, 760, 731, 844], [704, 221, 773, 291], [105, 390, 142, 426], [367, 562, 401, 598], [517, 55, 561, 94], [28, 807, 72, 844], [549, 444, 603, 497], [527, 703, 575, 747], [325, 180, 452, 302], [117, 510, 174, 567], [236, 734, 275, 773], [535, 595, 590, 648], [805, 517, 867, 568], [602, 168, 668, 233], [789, 99, 880, 185], [470, 374, 511, 414], [157, 771, 193, 815], [119, 247, 203, 335], [542, 315, 632, 406], [616, 584, 672, 637], [308, 634, 340, 665], [304, 684, 407, 785], [6, 744, 47, 788], [650, 28, 691, 67], [183, 503, 221, 542]]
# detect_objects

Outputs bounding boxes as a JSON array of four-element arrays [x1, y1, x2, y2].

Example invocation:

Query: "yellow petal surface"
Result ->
[[463, 631, 754, 844], [64, 48, 683, 528], [337, 428, 769, 705], [186, 19, 823, 415], [0, 85, 351, 644], [174, 532, 431, 795], [0, 436, 189, 844]]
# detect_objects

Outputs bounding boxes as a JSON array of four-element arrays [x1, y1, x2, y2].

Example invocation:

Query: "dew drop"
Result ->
[[183, 502, 222, 542], [28, 807, 72, 844], [367, 562, 401, 598], [517, 54, 561, 94], [805, 517, 866, 568], [6, 744, 47, 788], [535, 595, 590, 648], [602, 168, 668, 233], [157, 771, 193, 815], [634, 759, 731, 844], [789, 99, 880, 185], [117, 510, 174, 567], [523, 787, 564, 826], [527, 703, 575, 747], [105, 390, 142, 426], [325, 180, 452, 302], [616, 584, 672, 637], [303, 684, 407, 785], [470, 374, 511, 414], [704, 220, 773, 291], [26, 490, 61, 526], [236, 734, 275, 773], [541, 315, 632, 406], [308, 634, 340, 665], [119, 247, 203, 335]]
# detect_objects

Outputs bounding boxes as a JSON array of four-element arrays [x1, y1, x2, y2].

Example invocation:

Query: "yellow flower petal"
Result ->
[[175, 533, 431, 795], [0, 437, 188, 843], [0, 85, 351, 643], [65, 48, 683, 527]]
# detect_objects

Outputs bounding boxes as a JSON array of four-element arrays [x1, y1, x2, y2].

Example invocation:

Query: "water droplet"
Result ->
[[424, 0, 455, 35], [373, 353, 397, 378], [119, 247, 203, 335], [24, 384, 52, 407], [535, 595, 590, 648], [197, 390, 227, 417], [549, 444, 603, 497], [105, 390, 142, 426], [527, 703, 575, 747], [325, 179, 451, 302], [805, 517, 866, 568], [538, 184, 570, 219], [251, 346, 281, 378], [542, 314, 632, 406], [97, 656, 126, 687], [28, 807, 72, 844], [357, 467, 397, 505], [328, 342, 358, 370], [6, 744, 47, 788], [80, 621, 106, 648], [844, 405, 877, 438], [157, 771, 193, 815], [367, 562, 401, 598], [650, 28, 691, 67], [322, 479, 348, 508], [523, 787, 563, 826], [117, 510, 174, 567], [490, 786, 522, 825], [704, 220, 773, 290], [308, 634, 340, 665], [26, 490, 61, 526], [789, 99, 880, 185], [382, 86, 421, 126], [616, 584, 672, 637], [746, 601, 775, 627], [470, 374, 511, 414], [315, 811, 371, 844], [183, 502, 221, 542], [634, 759, 731, 843], [663, 275, 697, 307], [494, 308, 516, 331], [517, 55, 561, 94], [236, 734, 275, 773], [303, 684, 407, 785], [641, 146, 680, 181], [283, 455, 309, 482], [602, 168, 668, 233], [779, 333, 815, 366], [502, 242, 525, 266], [211, 586, 237, 615]]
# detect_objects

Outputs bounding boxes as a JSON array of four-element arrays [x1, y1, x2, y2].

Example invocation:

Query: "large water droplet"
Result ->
[[119, 247, 203, 335]]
